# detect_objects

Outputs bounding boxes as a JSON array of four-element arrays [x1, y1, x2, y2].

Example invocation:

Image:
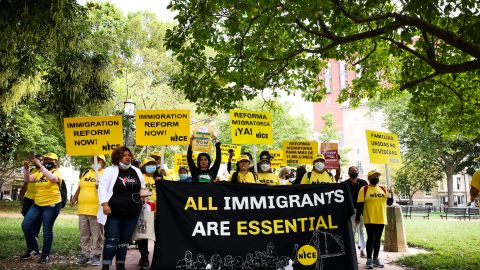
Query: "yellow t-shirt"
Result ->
[[357, 185, 388, 225], [228, 172, 256, 184], [34, 169, 63, 207], [471, 170, 480, 190], [77, 169, 104, 216], [257, 173, 280, 185], [300, 171, 335, 184], [144, 174, 157, 207], [25, 168, 40, 200]]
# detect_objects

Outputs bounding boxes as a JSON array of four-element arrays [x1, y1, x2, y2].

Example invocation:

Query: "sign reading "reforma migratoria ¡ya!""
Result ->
[[151, 182, 358, 270], [230, 109, 273, 145]]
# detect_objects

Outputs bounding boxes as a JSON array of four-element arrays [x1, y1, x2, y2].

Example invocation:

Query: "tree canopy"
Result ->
[[166, 0, 480, 121]]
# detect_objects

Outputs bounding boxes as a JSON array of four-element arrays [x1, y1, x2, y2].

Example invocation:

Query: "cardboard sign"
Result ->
[[230, 109, 273, 145], [270, 150, 285, 169], [173, 153, 198, 173], [214, 144, 242, 163], [192, 124, 213, 152], [136, 110, 190, 146], [283, 141, 318, 165], [320, 143, 340, 169], [64, 116, 123, 156], [366, 130, 402, 165]]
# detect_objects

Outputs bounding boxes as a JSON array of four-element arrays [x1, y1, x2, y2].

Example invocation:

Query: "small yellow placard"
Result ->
[[366, 130, 402, 165], [173, 153, 198, 173], [269, 150, 285, 169], [230, 109, 273, 145], [283, 141, 318, 165], [214, 144, 242, 163], [136, 110, 190, 146], [192, 124, 213, 152], [64, 116, 123, 156]]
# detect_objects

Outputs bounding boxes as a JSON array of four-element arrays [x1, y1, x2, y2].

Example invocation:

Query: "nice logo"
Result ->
[[297, 245, 317, 266]]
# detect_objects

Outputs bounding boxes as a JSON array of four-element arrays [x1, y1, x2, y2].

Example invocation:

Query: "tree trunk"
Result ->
[[446, 165, 454, 207]]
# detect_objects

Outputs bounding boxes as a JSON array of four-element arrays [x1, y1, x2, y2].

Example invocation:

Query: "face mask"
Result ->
[[44, 162, 55, 170], [91, 163, 101, 171], [179, 173, 188, 180], [289, 177, 296, 182], [119, 162, 131, 170], [349, 172, 359, 179], [260, 164, 270, 172], [369, 177, 380, 185], [145, 165, 157, 174], [314, 162, 325, 171]]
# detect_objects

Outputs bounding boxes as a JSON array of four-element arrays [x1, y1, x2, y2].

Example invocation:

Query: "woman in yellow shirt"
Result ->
[[21, 153, 63, 264], [228, 155, 256, 184], [355, 170, 393, 269], [70, 155, 106, 266], [256, 152, 280, 186]]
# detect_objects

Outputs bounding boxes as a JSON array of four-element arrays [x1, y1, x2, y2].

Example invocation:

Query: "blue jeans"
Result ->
[[21, 203, 61, 256], [21, 197, 42, 237], [102, 214, 139, 265]]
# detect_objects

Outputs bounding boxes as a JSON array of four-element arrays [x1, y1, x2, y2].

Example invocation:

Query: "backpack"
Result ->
[[363, 185, 387, 198], [307, 171, 333, 183], [57, 179, 68, 208]]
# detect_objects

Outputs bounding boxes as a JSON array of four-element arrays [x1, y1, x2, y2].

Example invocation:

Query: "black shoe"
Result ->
[[37, 255, 49, 264], [21, 249, 39, 260], [102, 265, 110, 270], [116, 263, 125, 270], [139, 257, 150, 270]]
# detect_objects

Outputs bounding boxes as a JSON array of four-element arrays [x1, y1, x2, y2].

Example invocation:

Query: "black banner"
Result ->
[[152, 181, 357, 270]]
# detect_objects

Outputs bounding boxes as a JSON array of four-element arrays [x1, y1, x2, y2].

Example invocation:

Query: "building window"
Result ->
[[339, 61, 347, 90], [424, 190, 432, 197], [356, 161, 363, 175], [456, 177, 461, 190], [324, 62, 332, 93]]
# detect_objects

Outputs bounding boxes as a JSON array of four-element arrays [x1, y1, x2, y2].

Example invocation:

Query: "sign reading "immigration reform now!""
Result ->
[[136, 110, 190, 146], [64, 116, 123, 156], [151, 182, 358, 270], [366, 130, 403, 165], [230, 109, 273, 145]]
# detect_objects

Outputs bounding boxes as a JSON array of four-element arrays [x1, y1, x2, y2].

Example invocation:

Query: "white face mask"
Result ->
[[314, 162, 325, 171], [119, 162, 131, 170], [260, 164, 270, 172], [91, 163, 101, 171]]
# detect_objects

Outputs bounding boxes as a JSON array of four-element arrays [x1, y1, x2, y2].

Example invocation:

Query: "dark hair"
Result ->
[[196, 153, 211, 168], [179, 166, 189, 174], [111, 146, 133, 165], [293, 166, 307, 185]]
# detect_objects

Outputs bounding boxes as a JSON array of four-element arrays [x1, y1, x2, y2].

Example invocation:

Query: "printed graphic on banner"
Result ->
[[283, 141, 318, 165], [136, 110, 190, 146], [213, 144, 242, 163], [270, 150, 285, 169], [173, 153, 198, 173], [64, 116, 123, 156], [321, 143, 340, 169], [230, 109, 273, 145], [366, 130, 402, 165], [192, 125, 213, 152], [150, 182, 357, 270]]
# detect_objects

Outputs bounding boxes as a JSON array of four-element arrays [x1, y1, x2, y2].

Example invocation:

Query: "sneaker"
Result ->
[[21, 249, 39, 260], [76, 254, 89, 265], [139, 257, 150, 270], [360, 250, 366, 258], [366, 258, 374, 269], [373, 257, 384, 268], [90, 255, 101, 266], [37, 255, 49, 264]]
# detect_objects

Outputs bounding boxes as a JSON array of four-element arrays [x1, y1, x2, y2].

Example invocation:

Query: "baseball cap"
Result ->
[[97, 155, 106, 162], [150, 151, 162, 158], [313, 154, 325, 162], [237, 155, 251, 163], [143, 157, 156, 165], [44, 153, 58, 161], [259, 150, 274, 161], [367, 170, 381, 178]]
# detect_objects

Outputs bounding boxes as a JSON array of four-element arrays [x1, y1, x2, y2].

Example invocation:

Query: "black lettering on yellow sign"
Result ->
[[67, 120, 119, 128], [144, 130, 166, 136], [370, 193, 386, 198], [73, 130, 111, 136], [83, 177, 96, 183], [372, 149, 397, 155], [102, 141, 120, 151], [139, 113, 188, 120], [74, 139, 97, 146], [371, 133, 394, 140], [370, 141, 396, 148], [144, 122, 179, 128]]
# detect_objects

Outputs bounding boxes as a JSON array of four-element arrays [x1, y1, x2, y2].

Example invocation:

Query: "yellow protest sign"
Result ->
[[64, 116, 123, 156], [135, 110, 190, 146], [270, 150, 285, 169], [173, 153, 198, 173], [230, 109, 273, 145], [192, 124, 213, 152], [366, 130, 402, 165], [283, 141, 318, 165], [214, 144, 242, 163]]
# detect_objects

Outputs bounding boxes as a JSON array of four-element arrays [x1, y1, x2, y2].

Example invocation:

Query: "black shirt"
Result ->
[[187, 142, 222, 183], [109, 167, 142, 218], [344, 178, 368, 207]]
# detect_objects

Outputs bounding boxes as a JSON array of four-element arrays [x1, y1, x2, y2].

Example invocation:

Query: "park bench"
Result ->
[[402, 206, 431, 219], [467, 208, 479, 220], [440, 207, 467, 220]]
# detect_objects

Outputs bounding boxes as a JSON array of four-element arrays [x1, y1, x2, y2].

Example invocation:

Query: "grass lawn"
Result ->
[[398, 219, 480, 270]]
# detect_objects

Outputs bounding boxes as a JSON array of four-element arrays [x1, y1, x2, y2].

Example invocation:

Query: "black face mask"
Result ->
[[44, 162, 55, 170], [369, 177, 379, 185], [349, 172, 359, 179]]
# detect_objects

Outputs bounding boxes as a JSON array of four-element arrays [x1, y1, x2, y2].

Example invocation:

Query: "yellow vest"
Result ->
[[228, 171, 256, 184], [34, 169, 63, 207], [78, 169, 104, 216]]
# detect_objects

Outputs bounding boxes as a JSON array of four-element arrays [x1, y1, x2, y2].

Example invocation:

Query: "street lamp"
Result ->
[[123, 99, 136, 147]]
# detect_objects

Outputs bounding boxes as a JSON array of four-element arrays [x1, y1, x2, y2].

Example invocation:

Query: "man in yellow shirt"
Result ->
[[300, 154, 335, 184], [356, 170, 393, 269], [470, 156, 480, 204], [70, 155, 106, 266]]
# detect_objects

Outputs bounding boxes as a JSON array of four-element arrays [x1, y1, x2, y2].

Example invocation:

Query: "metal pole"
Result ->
[[385, 163, 390, 189], [94, 155, 99, 186], [161, 146, 165, 170], [252, 145, 258, 174]]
